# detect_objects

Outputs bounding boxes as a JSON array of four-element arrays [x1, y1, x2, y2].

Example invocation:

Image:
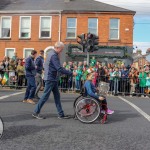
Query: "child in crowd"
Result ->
[[84, 68, 114, 115]]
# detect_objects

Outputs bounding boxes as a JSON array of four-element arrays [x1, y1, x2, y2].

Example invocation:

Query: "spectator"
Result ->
[[146, 72, 150, 95], [34, 50, 44, 99], [83, 61, 88, 72], [75, 66, 82, 90], [138, 68, 147, 97], [129, 67, 138, 96], [12, 52, 18, 62], [8, 59, 16, 83], [97, 64, 105, 82], [92, 68, 98, 86], [0, 61, 5, 76], [78, 61, 83, 68], [4, 57, 10, 70], [112, 67, 121, 95], [109, 68, 114, 92], [22, 50, 37, 104], [121, 66, 129, 94], [16, 59, 25, 88], [68, 61, 74, 89]]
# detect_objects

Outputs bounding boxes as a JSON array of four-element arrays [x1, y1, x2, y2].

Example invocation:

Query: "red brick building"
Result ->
[[0, 0, 135, 64]]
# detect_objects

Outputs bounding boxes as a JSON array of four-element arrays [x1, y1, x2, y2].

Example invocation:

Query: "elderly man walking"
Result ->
[[32, 42, 76, 119]]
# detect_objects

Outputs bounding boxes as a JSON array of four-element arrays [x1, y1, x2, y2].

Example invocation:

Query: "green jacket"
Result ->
[[139, 72, 147, 87], [76, 70, 82, 80]]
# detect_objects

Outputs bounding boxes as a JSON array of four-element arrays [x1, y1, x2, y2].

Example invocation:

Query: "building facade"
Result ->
[[133, 49, 150, 68], [0, 0, 135, 64]]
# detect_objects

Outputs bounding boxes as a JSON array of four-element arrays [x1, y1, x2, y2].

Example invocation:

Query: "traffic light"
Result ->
[[77, 33, 99, 52], [77, 34, 87, 52], [87, 33, 99, 52], [87, 33, 93, 52]]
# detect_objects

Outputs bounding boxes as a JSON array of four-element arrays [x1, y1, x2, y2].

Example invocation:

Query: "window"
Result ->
[[88, 18, 98, 35], [67, 18, 76, 38], [0, 16, 11, 38], [23, 48, 34, 58], [109, 18, 120, 40], [20, 16, 31, 38], [5, 48, 15, 58], [39, 16, 52, 38]]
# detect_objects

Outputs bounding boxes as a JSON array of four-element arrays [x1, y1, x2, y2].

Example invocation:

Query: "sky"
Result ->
[[96, 0, 150, 54]]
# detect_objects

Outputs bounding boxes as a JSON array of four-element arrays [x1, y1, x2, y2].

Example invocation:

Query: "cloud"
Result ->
[[134, 42, 150, 54], [95, 0, 150, 15]]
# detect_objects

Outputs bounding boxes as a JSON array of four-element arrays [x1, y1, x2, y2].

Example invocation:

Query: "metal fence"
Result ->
[[0, 71, 150, 97]]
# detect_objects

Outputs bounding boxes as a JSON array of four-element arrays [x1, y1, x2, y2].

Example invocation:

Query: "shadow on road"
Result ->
[[108, 110, 140, 124], [1, 124, 61, 140], [2, 113, 60, 123]]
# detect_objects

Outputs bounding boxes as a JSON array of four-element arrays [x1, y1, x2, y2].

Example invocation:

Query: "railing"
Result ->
[[0, 71, 150, 97]]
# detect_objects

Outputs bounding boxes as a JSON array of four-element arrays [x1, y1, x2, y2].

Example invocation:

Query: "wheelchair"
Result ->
[[73, 82, 109, 124]]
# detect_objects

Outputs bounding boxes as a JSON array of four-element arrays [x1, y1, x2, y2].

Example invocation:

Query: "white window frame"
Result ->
[[109, 18, 120, 40], [66, 18, 77, 39], [39, 16, 52, 39], [23, 48, 34, 58], [0, 16, 12, 38], [88, 18, 98, 35], [5, 48, 16, 57], [19, 16, 31, 39]]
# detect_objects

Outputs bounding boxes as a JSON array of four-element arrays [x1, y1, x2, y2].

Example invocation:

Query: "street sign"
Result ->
[[71, 48, 124, 57]]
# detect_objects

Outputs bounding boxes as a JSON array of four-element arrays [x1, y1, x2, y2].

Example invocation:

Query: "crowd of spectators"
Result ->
[[60, 60, 150, 97], [0, 52, 150, 97], [0, 53, 26, 87]]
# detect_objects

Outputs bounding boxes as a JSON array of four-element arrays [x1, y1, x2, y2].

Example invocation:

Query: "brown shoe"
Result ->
[[27, 99, 36, 105], [22, 99, 27, 103]]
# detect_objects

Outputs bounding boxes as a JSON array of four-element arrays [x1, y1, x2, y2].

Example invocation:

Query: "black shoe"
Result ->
[[32, 113, 46, 119], [58, 115, 70, 119]]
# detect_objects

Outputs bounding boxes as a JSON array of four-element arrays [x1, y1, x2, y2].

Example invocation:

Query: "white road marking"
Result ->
[[118, 96, 150, 122], [0, 92, 24, 100]]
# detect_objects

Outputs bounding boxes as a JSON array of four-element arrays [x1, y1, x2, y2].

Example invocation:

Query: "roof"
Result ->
[[0, 0, 136, 14]]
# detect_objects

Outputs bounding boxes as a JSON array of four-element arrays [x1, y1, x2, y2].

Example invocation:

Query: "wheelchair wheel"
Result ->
[[75, 98, 100, 123]]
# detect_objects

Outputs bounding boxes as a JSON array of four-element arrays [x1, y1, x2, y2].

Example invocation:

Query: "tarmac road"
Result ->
[[0, 90, 150, 150]]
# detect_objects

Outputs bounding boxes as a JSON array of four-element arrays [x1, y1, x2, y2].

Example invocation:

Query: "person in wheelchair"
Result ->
[[84, 69, 114, 115]]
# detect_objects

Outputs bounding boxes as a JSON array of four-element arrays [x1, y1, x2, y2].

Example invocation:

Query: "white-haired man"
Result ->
[[32, 42, 76, 119]]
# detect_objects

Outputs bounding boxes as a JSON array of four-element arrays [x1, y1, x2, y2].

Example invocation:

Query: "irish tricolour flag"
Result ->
[[1, 73, 9, 85]]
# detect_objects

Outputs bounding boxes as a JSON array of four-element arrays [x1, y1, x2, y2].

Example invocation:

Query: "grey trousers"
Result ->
[[35, 73, 42, 97]]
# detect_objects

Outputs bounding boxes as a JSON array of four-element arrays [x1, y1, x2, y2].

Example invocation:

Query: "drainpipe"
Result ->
[[58, 11, 62, 42]]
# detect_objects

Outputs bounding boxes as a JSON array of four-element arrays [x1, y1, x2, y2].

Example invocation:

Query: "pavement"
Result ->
[[0, 90, 150, 150]]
